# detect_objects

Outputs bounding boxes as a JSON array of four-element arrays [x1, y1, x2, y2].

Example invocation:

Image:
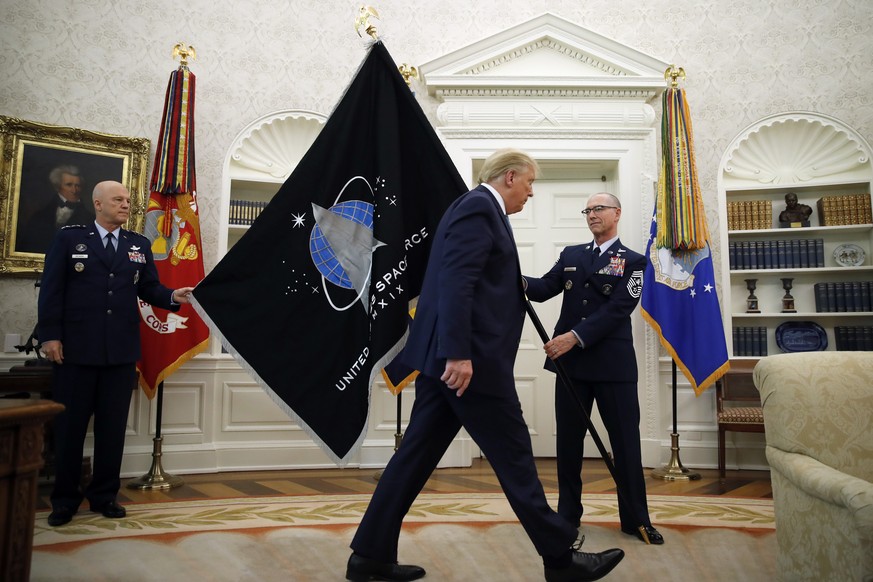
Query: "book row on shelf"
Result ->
[[729, 239, 824, 270], [834, 326, 873, 351], [732, 326, 768, 357], [229, 200, 269, 225], [813, 281, 873, 313], [727, 200, 772, 230], [733, 325, 873, 355], [817, 194, 873, 226]]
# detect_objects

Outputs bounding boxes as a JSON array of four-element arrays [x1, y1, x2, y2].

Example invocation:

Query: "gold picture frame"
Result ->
[[0, 115, 150, 275]]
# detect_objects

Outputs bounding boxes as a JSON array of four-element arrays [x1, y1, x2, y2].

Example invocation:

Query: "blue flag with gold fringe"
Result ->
[[640, 84, 729, 395], [192, 41, 465, 463]]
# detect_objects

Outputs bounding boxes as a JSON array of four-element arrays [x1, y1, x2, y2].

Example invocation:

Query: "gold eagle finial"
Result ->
[[172, 43, 196, 67], [354, 5, 380, 39], [664, 65, 686, 88]]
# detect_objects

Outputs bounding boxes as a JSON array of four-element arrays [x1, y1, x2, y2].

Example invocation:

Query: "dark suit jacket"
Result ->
[[524, 240, 645, 383], [38, 224, 178, 366], [17, 198, 94, 254], [402, 185, 523, 396]]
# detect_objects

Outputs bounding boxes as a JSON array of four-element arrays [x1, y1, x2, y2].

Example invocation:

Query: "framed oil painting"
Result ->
[[0, 116, 150, 274]]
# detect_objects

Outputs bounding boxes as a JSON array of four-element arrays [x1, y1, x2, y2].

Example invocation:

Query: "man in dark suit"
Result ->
[[38, 180, 194, 527], [346, 151, 624, 582], [524, 192, 663, 545], [17, 165, 95, 254]]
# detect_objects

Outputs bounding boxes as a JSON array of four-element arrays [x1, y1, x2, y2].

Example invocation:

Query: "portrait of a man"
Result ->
[[13, 144, 124, 255]]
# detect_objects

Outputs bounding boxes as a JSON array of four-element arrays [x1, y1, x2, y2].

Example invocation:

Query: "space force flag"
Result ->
[[192, 41, 466, 463]]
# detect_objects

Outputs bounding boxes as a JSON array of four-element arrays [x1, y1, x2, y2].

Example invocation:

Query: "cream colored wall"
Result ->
[[1, 0, 871, 343]]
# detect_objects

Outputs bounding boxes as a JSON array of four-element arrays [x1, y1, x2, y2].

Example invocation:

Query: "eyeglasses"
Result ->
[[581, 205, 618, 216]]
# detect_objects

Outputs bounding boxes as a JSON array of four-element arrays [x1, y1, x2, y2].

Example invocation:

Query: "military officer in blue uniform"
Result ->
[[38, 180, 194, 527], [524, 192, 663, 545]]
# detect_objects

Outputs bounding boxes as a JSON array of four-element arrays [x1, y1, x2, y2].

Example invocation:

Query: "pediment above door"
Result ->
[[421, 13, 670, 99]]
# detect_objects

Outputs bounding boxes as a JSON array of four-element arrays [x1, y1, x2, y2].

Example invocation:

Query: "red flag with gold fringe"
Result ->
[[137, 54, 208, 399]]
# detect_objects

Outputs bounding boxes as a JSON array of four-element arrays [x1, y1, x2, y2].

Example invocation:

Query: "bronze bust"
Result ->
[[778, 192, 812, 226]]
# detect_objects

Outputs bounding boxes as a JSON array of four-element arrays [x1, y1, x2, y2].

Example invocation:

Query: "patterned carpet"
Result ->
[[32, 492, 776, 581]]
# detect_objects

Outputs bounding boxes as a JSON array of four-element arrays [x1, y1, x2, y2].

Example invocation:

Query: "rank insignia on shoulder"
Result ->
[[627, 270, 643, 299], [602, 283, 613, 295], [61, 224, 87, 230], [565, 280, 573, 290], [564, 267, 576, 272]]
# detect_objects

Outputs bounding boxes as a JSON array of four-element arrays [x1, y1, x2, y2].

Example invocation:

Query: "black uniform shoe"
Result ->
[[47, 507, 76, 527], [544, 548, 624, 582], [345, 552, 426, 581], [621, 525, 664, 545], [90, 500, 127, 518]]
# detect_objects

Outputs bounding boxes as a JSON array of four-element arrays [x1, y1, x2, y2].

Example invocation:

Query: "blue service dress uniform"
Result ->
[[38, 224, 178, 511], [525, 239, 652, 531]]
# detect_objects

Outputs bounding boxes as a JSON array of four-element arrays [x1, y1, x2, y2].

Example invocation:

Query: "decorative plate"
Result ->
[[833, 243, 866, 267], [775, 321, 828, 353]]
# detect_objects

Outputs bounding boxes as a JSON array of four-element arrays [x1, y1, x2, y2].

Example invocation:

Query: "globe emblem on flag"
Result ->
[[309, 200, 374, 288]]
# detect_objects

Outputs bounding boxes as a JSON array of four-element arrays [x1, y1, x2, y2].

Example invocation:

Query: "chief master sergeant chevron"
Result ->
[[38, 180, 195, 527]]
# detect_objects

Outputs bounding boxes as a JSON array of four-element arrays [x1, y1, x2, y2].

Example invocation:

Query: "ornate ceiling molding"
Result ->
[[420, 13, 670, 98]]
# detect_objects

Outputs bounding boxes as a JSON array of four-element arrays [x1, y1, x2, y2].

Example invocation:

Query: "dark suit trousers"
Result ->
[[351, 373, 576, 562], [555, 376, 651, 530], [51, 363, 136, 510]]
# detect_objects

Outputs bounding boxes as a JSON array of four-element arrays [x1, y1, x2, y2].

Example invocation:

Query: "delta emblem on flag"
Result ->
[[137, 56, 209, 399], [640, 83, 729, 395], [192, 41, 466, 463]]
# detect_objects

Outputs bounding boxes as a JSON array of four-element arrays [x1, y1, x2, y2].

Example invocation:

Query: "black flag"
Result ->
[[193, 42, 466, 463]]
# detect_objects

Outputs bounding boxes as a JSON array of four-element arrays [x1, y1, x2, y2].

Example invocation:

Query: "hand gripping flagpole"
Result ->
[[523, 297, 652, 544]]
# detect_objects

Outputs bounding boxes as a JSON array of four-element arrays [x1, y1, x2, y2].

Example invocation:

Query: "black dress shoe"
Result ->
[[47, 507, 76, 527], [545, 548, 624, 582], [621, 525, 664, 545], [90, 500, 126, 519], [346, 552, 425, 581]]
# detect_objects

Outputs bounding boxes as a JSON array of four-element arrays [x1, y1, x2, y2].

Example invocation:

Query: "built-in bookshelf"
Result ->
[[718, 112, 873, 359], [219, 110, 326, 257]]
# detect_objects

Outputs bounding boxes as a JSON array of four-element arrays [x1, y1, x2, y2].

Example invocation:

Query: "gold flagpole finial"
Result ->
[[354, 5, 380, 39], [172, 43, 196, 67], [398, 64, 419, 87], [664, 65, 686, 88]]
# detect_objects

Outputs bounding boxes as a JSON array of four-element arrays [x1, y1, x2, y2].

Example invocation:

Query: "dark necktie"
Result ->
[[590, 246, 600, 264], [105, 232, 116, 260]]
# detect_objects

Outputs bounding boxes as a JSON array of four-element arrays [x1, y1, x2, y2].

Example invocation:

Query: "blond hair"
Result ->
[[478, 148, 539, 184]]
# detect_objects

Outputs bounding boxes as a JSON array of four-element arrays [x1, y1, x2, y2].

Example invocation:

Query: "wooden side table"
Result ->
[[0, 399, 64, 582]]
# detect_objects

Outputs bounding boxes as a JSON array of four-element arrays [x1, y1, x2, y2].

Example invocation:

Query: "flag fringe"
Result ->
[[640, 307, 731, 396], [138, 338, 209, 399]]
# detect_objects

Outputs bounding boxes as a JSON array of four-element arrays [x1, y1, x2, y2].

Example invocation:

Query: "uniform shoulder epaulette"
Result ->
[[61, 224, 88, 230], [127, 230, 150, 242]]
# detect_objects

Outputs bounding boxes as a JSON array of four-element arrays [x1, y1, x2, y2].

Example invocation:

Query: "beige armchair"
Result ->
[[754, 352, 873, 582]]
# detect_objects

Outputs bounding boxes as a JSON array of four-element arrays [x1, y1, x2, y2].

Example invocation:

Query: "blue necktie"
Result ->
[[105, 232, 116, 260]]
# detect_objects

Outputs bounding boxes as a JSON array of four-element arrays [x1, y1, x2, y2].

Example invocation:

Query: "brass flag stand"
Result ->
[[127, 381, 183, 489], [651, 361, 700, 481]]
